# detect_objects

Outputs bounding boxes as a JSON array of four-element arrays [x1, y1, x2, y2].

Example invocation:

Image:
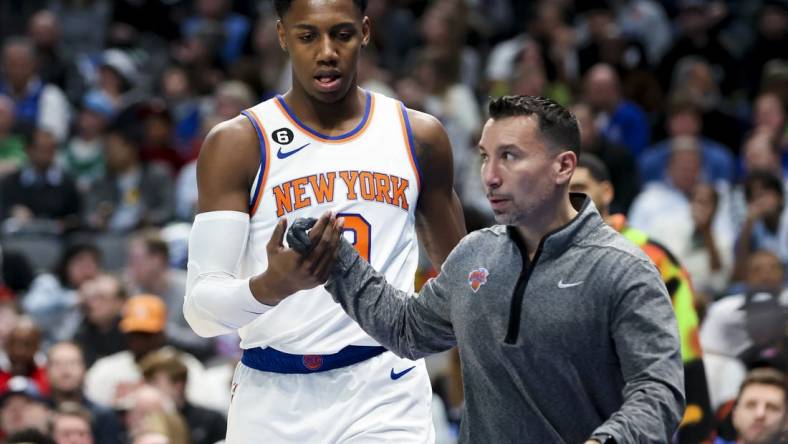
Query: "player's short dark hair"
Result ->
[[488, 95, 580, 155], [744, 169, 784, 202], [275, 0, 368, 18], [576, 153, 610, 183]]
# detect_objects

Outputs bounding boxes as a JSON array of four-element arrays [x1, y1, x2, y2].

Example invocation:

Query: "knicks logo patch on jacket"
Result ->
[[468, 268, 489, 292]]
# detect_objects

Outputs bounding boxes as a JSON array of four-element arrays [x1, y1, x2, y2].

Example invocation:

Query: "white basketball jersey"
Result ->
[[237, 91, 421, 354]]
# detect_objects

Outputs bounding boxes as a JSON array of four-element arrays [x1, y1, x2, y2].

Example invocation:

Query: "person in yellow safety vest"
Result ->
[[571, 153, 712, 443]]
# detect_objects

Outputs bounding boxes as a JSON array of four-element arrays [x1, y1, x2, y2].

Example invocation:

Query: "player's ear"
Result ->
[[361, 16, 371, 47], [276, 20, 287, 52]]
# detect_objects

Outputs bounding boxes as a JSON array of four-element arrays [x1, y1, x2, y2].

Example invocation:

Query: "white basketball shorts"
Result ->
[[225, 351, 435, 443]]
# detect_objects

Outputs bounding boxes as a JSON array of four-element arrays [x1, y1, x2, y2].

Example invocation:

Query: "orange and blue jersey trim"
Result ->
[[274, 91, 374, 143], [398, 102, 422, 191], [240, 109, 270, 216]]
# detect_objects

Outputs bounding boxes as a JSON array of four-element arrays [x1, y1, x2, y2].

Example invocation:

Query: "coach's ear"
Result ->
[[554, 150, 577, 186]]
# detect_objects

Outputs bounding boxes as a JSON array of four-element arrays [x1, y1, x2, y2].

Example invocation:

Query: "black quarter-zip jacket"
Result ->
[[325, 195, 685, 443]]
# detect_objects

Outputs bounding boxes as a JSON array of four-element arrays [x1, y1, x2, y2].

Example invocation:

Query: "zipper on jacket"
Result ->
[[504, 232, 544, 344]]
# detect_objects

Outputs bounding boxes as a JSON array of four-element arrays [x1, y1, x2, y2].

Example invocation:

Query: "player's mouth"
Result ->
[[314, 71, 342, 92]]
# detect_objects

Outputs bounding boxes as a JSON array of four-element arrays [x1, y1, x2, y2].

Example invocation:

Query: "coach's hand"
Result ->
[[250, 212, 343, 305]]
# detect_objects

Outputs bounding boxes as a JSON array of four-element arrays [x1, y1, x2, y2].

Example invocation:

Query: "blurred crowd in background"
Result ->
[[0, 0, 786, 443]]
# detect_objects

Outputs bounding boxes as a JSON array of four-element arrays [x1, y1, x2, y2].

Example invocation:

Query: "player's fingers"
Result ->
[[308, 212, 333, 243], [305, 215, 336, 271], [266, 219, 287, 253], [311, 217, 343, 277]]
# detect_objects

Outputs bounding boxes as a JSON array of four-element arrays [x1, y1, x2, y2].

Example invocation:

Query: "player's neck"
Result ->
[[283, 86, 366, 133]]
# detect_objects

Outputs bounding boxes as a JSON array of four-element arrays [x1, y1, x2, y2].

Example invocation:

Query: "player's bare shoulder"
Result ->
[[196, 115, 262, 212], [404, 108, 453, 185]]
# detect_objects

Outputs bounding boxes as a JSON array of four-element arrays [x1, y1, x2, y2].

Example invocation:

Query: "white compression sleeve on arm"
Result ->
[[184, 211, 273, 337]]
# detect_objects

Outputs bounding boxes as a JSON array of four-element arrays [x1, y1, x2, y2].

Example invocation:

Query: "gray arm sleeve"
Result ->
[[325, 241, 457, 359], [593, 261, 686, 443]]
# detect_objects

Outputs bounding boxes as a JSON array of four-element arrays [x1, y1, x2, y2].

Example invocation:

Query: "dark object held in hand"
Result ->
[[286, 217, 317, 254]]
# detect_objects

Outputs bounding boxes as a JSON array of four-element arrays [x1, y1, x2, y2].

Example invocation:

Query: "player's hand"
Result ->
[[252, 212, 343, 305]]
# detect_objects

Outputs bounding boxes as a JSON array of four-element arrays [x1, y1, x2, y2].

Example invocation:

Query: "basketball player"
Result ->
[[182, 0, 466, 442]]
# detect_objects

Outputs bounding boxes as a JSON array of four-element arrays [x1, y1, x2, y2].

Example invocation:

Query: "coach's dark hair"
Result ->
[[275, 0, 368, 18], [488, 95, 580, 155], [576, 153, 610, 183]]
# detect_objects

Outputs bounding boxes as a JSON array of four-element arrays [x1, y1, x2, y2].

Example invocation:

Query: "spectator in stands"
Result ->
[[23, 243, 100, 346], [126, 230, 213, 360], [571, 102, 639, 214], [51, 402, 95, 444], [667, 58, 743, 152], [741, 129, 785, 181], [0, 127, 82, 234], [159, 65, 201, 160], [583, 63, 650, 156], [701, 250, 787, 411], [752, 91, 787, 154], [91, 49, 140, 113], [684, 183, 733, 297], [27, 11, 72, 100], [84, 295, 205, 409], [0, 94, 26, 177], [658, 0, 740, 97], [62, 91, 114, 193], [121, 385, 189, 444], [85, 122, 174, 232], [73, 274, 128, 367], [0, 37, 71, 142], [716, 367, 786, 444], [576, 2, 648, 77], [743, 2, 788, 98], [0, 317, 48, 395], [640, 96, 735, 186], [139, 349, 225, 444], [0, 376, 51, 440], [733, 170, 788, 280], [47, 342, 122, 444], [181, 0, 250, 67], [629, 136, 734, 249], [135, 101, 183, 174]]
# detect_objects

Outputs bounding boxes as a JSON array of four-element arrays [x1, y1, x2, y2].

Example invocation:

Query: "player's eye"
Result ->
[[298, 33, 316, 42]]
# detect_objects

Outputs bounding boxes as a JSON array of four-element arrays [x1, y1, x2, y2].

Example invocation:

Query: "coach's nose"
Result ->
[[482, 159, 502, 191]]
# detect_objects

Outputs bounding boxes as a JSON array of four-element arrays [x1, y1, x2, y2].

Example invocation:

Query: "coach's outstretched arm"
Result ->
[[284, 218, 460, 360]]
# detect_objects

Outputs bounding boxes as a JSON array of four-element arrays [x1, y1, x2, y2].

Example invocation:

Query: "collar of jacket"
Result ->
[[506, 193, 604, 260]]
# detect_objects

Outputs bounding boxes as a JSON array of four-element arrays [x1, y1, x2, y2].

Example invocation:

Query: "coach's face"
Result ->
[[479, 116, 571, 226]]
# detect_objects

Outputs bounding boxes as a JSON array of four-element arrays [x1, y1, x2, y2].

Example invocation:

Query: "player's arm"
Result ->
[[408, 109, 467, 267], [183, 117, 334, 337]]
